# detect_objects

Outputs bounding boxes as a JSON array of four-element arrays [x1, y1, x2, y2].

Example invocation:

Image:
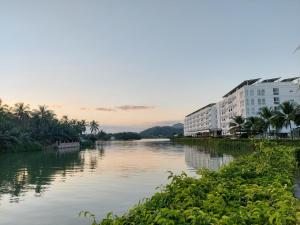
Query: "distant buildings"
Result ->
[[184, 77, 300, 136]]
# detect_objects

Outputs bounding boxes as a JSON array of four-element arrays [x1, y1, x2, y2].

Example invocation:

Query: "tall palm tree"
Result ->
[[295, 105, 300, 127], [259, 107, 273, 136], [229, 116, 245, 137], [77, 120, 87, 134], [244, 116, 266, 137], [90, 120, 99, 134], [0, 98, 8, 113], [278, 101, 296, 139], [13, 102, 31, 130], [13, 103, 30, 121]]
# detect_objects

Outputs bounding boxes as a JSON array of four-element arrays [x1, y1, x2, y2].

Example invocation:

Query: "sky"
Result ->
[[0, 0, 299, 132]]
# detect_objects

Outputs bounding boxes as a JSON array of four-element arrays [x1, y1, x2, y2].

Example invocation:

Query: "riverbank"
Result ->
[[172, 137, 254, 157], [96, 141, 300, 224]]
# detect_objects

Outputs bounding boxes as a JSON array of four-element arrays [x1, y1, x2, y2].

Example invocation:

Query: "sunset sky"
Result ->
[[0, 0, 299, 132]]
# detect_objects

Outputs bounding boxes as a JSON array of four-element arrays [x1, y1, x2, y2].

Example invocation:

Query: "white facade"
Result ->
[[184, 77, 300, 136], [184, 103, 220, 136]]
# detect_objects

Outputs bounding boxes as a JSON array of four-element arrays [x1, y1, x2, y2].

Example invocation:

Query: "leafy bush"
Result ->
[[95, 142, 300, 224]]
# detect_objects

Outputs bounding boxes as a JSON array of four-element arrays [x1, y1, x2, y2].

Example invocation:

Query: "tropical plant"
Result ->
[[259, 107, 273, 136], [244, 116, 267, 137], [0, 99, 98, 152], [229, 116, 245, 136], [90, 120, 99, 134], [275, 101, 297, 139], [95, 143, 299, 225]]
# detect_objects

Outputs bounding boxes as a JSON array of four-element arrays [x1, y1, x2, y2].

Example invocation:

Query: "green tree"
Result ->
[[276, 101, 296, 139], [229, 116, 245, 137], [259, 107, 273, 137], [90, 120, 99, 134]]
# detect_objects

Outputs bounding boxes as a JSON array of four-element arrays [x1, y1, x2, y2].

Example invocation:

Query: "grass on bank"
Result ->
[[90, 141, 300, 225]]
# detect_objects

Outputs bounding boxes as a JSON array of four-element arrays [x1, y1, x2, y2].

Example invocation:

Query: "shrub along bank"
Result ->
[[96, 142, 300, 225]]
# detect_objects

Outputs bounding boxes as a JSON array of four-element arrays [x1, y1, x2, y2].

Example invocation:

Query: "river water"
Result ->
[[0, 139, 234, 225]]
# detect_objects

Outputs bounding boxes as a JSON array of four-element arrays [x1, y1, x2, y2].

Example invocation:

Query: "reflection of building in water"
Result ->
[[184, 146, 233, 171]]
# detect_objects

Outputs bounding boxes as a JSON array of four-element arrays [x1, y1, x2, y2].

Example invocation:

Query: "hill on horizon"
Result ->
[[140, 123, 183, 138]]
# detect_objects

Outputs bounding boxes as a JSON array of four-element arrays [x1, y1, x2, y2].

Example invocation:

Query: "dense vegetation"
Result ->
[[140, 124, 183, 138], [229, 101, 300, 138], [173, 138, 254, 157], [0, 99, 99, 152], [92, 142, 300, 224]]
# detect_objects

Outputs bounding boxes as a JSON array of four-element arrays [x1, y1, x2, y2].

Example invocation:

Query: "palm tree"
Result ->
[[13, 102, 31, 130], [13, 103, 30, 121], [0, 98, 8, 113], [89, 120, 99, 134], [259, 107, 273, 137], [295, 105, 300, 127], [77, 120, 87, 134], [278, 101, 296, 139], [270, 112, 285, 138], [244, 116, 266, 137], [229, 116, 245, 137]]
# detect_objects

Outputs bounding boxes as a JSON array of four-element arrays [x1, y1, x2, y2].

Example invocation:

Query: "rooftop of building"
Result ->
[[222, 76, 300, 98], [185, 103, 216, 117]]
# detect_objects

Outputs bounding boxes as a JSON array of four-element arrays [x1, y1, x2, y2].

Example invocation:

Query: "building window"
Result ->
[[274, 106, 280, 111], [251, 99, 255, 105], [261, 89, 265, 96], [246, 99, 249, 105], [258, 98, 261, 105], [274, 97, 280, 105], [257, 89, 261, 96], [251, 107, 255, 114], [250, 89, 254, 96], [245, 90, 249, 96], [262, 98, 266, 105], [273, 88, 279, 95]]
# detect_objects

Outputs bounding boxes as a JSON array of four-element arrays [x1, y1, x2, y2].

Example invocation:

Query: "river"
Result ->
[[0, 139, 234, 225]]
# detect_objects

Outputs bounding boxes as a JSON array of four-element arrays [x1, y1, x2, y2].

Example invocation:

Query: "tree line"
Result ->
[[229, 101, 300, 138], [0, 99, 100, 151]]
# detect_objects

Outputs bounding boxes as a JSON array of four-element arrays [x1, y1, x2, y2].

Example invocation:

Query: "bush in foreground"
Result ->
[[92, 142, 300, 224]]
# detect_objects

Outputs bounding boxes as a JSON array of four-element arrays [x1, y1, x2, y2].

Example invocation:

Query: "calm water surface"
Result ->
[[0, 139, 234, 225]]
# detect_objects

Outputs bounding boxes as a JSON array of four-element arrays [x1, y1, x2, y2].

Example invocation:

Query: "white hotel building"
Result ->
[[184, 77, 300, 136], [184, 103, 221, 137]]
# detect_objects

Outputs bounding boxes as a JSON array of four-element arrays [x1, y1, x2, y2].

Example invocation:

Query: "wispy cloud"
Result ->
[[51, 104, 63, 109], [116, 105, 155, 111], [80, 107, 89, 111], [95, 107, 115, 112]]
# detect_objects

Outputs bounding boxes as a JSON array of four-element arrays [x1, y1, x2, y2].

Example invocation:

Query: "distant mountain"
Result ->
[[172, 123, 184, 129], [140, 123, 183, 138]]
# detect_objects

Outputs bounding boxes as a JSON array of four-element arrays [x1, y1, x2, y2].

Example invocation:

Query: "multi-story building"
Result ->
[[220, 77, 300, 135], [184, 77, 300, 136], [184, 103, 221, 137]]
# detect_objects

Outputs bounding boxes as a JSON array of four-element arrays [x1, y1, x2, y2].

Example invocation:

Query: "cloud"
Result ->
[[95, 107, 115, 112], [51, 104, 63, 109], [116, 105, 155, 111], [80, 107, 89, 111]]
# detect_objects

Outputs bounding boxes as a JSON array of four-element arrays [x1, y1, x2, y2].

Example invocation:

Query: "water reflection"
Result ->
[[184, 145, 234, 171], [0, 150, 84, 203], [0, 140, 237, 225]]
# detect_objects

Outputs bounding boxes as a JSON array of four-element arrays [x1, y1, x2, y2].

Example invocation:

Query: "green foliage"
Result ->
[[0, 99, 94, 152], [112, 132, 142, 140], [94, 143, 300, 224], [173, 138, 254, 157], [228, 102, 300, 138]]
